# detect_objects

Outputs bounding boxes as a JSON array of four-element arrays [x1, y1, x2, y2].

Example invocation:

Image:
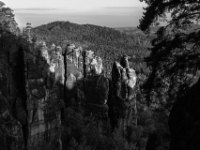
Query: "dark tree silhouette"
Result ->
[[138, 0, 200, 104]]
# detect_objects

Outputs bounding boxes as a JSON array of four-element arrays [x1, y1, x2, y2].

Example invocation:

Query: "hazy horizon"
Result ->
[[5, 0, 147, 28], [14, 7, 144, 28]]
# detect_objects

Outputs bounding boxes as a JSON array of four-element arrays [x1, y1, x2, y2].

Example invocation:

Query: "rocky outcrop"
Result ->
[[0, 41, 138, 149], [109, 55, 137, 131], [26, 47, 61, 149], [0, 42, 63, 149]]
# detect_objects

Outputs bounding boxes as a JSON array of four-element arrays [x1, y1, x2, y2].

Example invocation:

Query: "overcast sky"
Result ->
[[4, 0, 147, 28]]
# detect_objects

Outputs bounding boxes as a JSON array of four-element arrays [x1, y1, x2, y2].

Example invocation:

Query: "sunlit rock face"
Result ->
[[49, 62, 56, 73], [120, 56, 137, 123], [47, 45, 65, 86], [112, 56, 137, 94], [126, 68, 137, 89], [41, 48, 50, 64], [120, 55, 137, 89], [90, 56, 103, 75], [65, 73, 76, 90], [48, 44, 59, 74]]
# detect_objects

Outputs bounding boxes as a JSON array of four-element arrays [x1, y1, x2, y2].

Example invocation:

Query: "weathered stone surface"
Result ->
[[90, 56, 103, 75], [41, 47, 50, 64], [110, 56, 137, 131], [66, 73, 76, 90], [83, 50, 95, 77], [26, 43, 62, 148], [111, 62, 137, 117], [1, 41, 140, 149]]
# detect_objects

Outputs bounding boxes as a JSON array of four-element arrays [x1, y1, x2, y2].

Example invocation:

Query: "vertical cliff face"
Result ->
[[0, 41, 63, 149], [26, 47, 61, 149], [110, 55, 137, 131]]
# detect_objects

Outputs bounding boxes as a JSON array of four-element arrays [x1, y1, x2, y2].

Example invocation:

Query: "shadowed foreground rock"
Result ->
[[0, 42, 62, 150], [169, 78, 200, 150]]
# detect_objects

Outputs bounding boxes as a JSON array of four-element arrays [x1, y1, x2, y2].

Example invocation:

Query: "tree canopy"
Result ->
[[138, 0, 200, 104], [0, 1, 19, 34]]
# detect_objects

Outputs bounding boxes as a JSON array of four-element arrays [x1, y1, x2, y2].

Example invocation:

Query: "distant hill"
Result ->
[[115, 27, 137, 33], [32, 21, 151, 76], [115, 26, 161, 34], [115, 24, 200, 35]]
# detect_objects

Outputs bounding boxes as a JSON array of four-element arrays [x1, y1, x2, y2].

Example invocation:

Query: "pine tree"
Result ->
[[0, 1, 19, 34], [139, 0, 200, 103]]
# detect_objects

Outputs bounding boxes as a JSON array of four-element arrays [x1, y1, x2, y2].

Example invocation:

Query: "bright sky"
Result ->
[[5, 0, 145, 9], [3, 0, 147, 27]]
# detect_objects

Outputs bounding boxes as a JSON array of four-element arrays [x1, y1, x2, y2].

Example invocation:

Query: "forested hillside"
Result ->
[[32, 21, 150, 81]]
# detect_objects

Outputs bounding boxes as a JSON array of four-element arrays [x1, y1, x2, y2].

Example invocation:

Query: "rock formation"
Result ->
[[109, 55, 137, 133], [0, 41, 138, 149]]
